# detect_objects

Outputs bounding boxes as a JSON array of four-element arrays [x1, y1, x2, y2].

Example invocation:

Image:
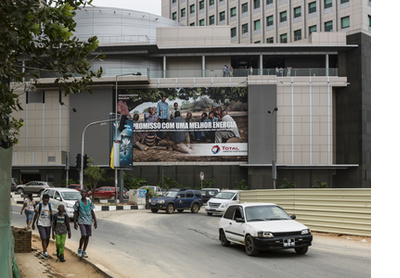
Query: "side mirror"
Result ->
[[291, 215, 296, 220], [56, 196, 61, 201], [235, 217, 245, 223]]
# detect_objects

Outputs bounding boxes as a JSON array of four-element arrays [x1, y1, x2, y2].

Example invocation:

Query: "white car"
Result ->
[[41, 188, 82, 218], [138, 185, 164, 196], [219, 203, 312, 256], [205, 190, 239, 216]]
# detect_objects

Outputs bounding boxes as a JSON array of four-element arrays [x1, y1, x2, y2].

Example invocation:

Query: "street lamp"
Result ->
[[80, 118, 119, 190], [268, 107, 278, 189]]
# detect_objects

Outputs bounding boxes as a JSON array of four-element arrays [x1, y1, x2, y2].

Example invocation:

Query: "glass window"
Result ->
[[324, 20, 333, 31], [280, 11, 287, 22], [254, 19, 261, 30], [219, 11, 225, 21], [230, 7, 236, 17], [190, 4, 195, 14], [200, 0, 204, 10], [209, 15, 215, 25], [341, 0, 349, 3], [172, 12, 177, 20], [341, 16, 350, 29], [254, 0, 260, 9], [294, 6, 301, 18], [266, 15, 273, 26], [294, 29, 301, 41], [368, 15, 371, 27], [267, 0, 273, 4], [181, 8, 186, 17], [199, 19, 205, 26], [266, 37, 274, 43], [209, 0, 215, 5], [325, 0, 332, 9], [309, 25, 317, 34], [242, 23, 248, 34], [172, 0, 176, 3], [231, 27, 237, 37], [186, 191, 194, 198], [242, 3, 248, 13], [280, 33, 287, 43], [309, 2, 316, 14]]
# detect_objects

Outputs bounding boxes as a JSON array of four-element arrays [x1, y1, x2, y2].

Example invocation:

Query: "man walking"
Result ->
[[74, 189, 97, 258], [32, 194, 52, 258]]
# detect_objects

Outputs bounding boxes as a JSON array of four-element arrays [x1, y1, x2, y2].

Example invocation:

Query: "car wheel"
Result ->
[[220, 230, 231, 247], [17, 188, 24, 194], [151, 208, 158, 213], [245, 235, 259, 256], [191, 203, 200, 213], [166, 203, 174, 214], [295, 246, 309, 255], [177, 209, 184, 213], [207, 212, 213, 216]]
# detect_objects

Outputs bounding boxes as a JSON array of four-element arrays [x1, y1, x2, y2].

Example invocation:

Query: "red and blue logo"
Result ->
[[211, 145, 220, 154]]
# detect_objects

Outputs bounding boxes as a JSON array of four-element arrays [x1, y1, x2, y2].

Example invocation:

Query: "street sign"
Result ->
[[200, 171, 205, 181]]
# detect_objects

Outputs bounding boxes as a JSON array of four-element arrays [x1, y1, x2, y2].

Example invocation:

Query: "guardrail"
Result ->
[[239, 188, 371, 237]]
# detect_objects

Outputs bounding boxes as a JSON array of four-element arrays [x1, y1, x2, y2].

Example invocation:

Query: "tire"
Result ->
[[166, 203, 174, 214], [191, 203, 200, 213], [17, 188, 24, 194], [220, 230, 231, 247], [295, 246, 309, 255], [151, 208, 158, 213], [245, 235, 259, 256], [207, 212, 213, 216], [177, 209, 184, 213]]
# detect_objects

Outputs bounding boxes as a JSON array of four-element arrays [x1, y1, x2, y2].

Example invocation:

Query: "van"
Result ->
[[41, 188, 82, 218], [204, 190, 240, 216]]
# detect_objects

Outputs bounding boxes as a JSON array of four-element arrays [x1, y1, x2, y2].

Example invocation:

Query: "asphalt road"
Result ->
[[11, 205, 371, 278]]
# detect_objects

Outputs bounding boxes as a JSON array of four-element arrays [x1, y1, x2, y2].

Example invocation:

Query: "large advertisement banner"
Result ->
[[116, 87, 248, 163]]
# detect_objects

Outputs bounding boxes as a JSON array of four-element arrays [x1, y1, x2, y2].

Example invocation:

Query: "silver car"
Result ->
[[16, 181, 54, 195], [41, 188, 82, 218]]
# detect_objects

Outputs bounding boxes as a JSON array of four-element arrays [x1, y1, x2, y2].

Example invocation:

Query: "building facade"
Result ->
[[11, 5, 370, 189]]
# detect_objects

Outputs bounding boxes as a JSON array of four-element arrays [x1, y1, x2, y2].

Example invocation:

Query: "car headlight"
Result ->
[[220, 203, 229, 208], [66, 203, 74, 209], [257, 231, 274, 238], [301, 229, 310, 235], [157, 200, 165, 204]]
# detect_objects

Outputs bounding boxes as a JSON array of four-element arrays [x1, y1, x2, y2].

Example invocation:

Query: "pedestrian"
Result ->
[[32, 194, 53, 258], [74, 189, 97, 258], [222, 65, 227, 77], [20, 193, 36, 230], [52, 204, 71, 262]]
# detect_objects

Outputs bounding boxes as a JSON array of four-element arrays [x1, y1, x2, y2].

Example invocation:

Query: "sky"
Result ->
[[90, 0, 162, 15]]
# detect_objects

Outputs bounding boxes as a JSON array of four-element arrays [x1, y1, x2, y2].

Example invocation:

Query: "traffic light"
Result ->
[[76, 153, 81, 168], [83, 154, 89, 169]]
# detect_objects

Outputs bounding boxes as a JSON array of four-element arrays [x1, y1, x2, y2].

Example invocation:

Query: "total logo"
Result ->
[[211, 145, 220, 154]]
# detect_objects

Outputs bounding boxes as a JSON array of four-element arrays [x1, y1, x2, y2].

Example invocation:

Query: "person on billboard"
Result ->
[[144, 106, 158, 123], [132, 113, 148, 151], [195, 112, 208, 142], [185, 112, 195, 144], [166, 111, 191, 153], [205, 111, 218, 143], [170, 102, 180, 119], [215, 110, 240, 143], [156, 96, 169, 138]]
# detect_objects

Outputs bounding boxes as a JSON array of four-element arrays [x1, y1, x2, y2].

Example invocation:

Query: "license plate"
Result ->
[[283, 238, 295, 247], [151, 202, 156, 205]]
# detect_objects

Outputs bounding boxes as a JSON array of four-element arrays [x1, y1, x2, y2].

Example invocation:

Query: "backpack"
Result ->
[[37, 202, 53, 224]]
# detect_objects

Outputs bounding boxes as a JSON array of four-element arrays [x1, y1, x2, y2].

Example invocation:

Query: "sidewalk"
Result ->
[[14, 233, 112, 278]]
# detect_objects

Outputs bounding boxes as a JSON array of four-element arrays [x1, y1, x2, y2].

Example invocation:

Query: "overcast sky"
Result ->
[[90, 0, 162, 15]]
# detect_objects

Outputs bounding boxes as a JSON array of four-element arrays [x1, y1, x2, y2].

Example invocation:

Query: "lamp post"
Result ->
[[80, 118, 119, 190], [268, 107, 278, 189]]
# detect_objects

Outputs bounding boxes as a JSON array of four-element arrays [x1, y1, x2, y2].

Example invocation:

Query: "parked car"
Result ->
[[219, 203, 313, 256], [138, 185, 164, 196], [87, 186, 127, 200], [41, 188, 82, 218], [11, 178, 19, 192], [67, 184, 88, 192], [16, 181, 54, 195], [200, 188, 220, 203], [149, 188, 203, 214], [205, 190, 239, 216]]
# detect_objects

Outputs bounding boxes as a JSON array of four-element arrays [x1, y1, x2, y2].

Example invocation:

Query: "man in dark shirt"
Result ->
[[168, 111, 191, 153]]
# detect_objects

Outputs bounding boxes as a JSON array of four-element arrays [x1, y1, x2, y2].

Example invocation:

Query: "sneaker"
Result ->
[[82, 251, 88, 258], [77, 249, 82, 257], [60, 254, 65, 262], [43, 252, 48, 258]]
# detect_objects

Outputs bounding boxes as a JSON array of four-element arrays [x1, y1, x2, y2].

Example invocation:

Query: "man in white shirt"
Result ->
[[215, 110, 240, 143], [32, 194, 53, 258]]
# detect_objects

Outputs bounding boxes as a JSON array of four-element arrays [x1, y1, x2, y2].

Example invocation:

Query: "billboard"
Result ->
[[114, 87, 248, 163]]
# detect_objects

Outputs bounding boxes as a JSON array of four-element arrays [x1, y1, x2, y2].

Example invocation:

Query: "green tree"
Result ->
[[84, 158, 105, 202], [234, 179, 248, 190], [312, 180, 329, 188], [279, 178, 296, 189], [0, 0, 103, 147]]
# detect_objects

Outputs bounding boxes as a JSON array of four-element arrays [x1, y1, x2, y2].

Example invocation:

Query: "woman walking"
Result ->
[[20, 193, 36, 230]]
